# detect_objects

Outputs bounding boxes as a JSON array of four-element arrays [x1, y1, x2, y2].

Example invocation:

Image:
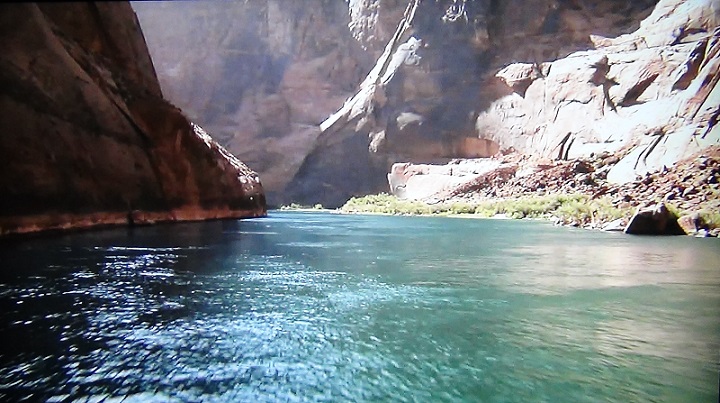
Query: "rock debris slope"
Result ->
[[0, 3, 266, 236]]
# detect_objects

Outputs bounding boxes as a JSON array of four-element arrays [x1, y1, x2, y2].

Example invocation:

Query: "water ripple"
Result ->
[[0, 212, 718, 402]]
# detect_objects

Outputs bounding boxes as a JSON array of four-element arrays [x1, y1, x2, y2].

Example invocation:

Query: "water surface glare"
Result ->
[[0, 211, 718, 402]]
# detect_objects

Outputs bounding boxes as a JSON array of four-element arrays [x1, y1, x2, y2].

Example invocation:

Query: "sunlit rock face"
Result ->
[[0, 3, 266, 236], [134, 0, 718, 207], [478, 0, 720, 184], [135, 0, 502, 206]]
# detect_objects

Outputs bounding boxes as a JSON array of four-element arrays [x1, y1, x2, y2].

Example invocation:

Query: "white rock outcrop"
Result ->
[[476, 0, 720, 185]]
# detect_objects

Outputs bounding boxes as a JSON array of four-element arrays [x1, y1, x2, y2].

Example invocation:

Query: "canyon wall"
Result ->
[[134, 0, 719, 207], [477, 0, 720, 183], [132, 1, 373, 206], [0, 3, 266, 236]]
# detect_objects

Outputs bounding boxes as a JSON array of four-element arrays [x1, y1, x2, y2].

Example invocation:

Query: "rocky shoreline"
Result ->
[[344, 145, 720, 237], [451, 147, 719, 235]]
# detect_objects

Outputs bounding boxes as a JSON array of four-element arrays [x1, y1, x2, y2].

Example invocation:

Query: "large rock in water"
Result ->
[[0, 3, 266, 236], [624, 203, 686, 235]]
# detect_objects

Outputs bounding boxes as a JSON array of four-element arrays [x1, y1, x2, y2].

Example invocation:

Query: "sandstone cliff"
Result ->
[[134, 0, 719, 208], [0, 3, 266, 236], [478, 0, 720, 182], [132, 1, 373, 206], [388, 0, 720, 202]]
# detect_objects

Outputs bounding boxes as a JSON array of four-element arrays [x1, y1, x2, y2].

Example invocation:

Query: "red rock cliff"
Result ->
[[0, 3, 266, 236]]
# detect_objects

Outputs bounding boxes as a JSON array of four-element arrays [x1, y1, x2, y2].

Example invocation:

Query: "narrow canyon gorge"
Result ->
[[1, 3, 719, 401], [134, 0, 719, 212], [1, 0, 718, 235]]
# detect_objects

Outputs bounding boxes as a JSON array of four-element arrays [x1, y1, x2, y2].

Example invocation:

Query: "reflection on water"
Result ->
[[0, 212, 718, 402], [505, 237, 718, 292]]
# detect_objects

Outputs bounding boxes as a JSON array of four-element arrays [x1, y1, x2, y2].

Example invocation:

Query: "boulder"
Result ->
[[624, 203, 686, 235], [388, 159, 506, 201], [677, 212, 708, 236], [496, 63, 542, 96]]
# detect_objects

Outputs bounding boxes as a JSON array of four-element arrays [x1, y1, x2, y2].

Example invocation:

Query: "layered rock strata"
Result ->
[[134, 0, 718, 208], [304, 0, 695, 206], [389, 0, 719, 214], [478, 0, 720, 182], [133, 0, 666, 207], [0, 3, 266, 236]]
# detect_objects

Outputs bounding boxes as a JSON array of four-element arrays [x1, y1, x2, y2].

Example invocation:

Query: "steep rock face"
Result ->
[[478, 0, 720, 182], [132, 1, 374, 205], [390, 0, 720, 201], [135, 0, 718, 207], [0, 3, 265, 236], [318, 0, 681, 205]]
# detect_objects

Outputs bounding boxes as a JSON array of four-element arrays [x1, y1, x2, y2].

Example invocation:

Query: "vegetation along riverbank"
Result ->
[[336, 146, 720, 237]]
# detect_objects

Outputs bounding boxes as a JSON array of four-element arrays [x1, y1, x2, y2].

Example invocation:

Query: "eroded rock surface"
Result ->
[[478, 0, 720, 183], [132, 1, 374, 206], [386, 1, 720, 230], [133, 0, 668, 206], [135, 0, 718, 208], [0, 3, 266, 236]]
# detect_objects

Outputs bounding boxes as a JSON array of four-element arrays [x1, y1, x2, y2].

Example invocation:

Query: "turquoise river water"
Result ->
[[0, 211, 718, 402]]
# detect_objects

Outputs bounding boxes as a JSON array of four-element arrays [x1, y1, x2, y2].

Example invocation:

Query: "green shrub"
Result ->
[[698, 210, 720, 229], [449, 202, 477, 215], [340, 192, 633, 225], [279, 203, 305, 210], [279, 202, 326, 210], [556, 198, 594, 223], [341, 193, 433, 215], [473, 204, 499, 218]]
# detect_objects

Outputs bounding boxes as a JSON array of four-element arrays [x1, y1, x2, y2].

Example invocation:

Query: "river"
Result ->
[[0, 211, 718, 402]]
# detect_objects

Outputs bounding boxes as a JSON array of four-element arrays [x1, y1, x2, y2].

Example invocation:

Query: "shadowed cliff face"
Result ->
[[0, 3, 266, 236], [132, 0, 372, 206], [134, 0, 718, 208]]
